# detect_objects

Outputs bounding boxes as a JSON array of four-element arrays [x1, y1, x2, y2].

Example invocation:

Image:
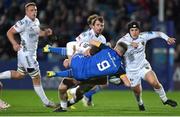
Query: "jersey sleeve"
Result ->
[[75, 31, 91, 42], [142, 31, 169, 41], [117, 35, 131, 46], [13, 19, 26, 33]]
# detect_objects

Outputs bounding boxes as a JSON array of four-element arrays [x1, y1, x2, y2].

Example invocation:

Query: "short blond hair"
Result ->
[[25, 2, 36, 9], [87, 14, 98, 25], [92, 16, 104, 25]]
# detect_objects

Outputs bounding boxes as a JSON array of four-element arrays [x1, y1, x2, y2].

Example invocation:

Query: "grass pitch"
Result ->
[[0, 90, 180, 116]]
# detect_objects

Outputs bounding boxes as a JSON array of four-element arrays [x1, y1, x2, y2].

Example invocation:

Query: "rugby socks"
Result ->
[[84, 85, 101, 102], [134, 93, 144, 105], [49, 47, 67, 56], [55, 69, 73, 77], [154, 84, 168, 102], [68, 86, 79, 104], [61, 100, 67, 109], [0, 71, 11, 79], [33, 85, 49, 105]]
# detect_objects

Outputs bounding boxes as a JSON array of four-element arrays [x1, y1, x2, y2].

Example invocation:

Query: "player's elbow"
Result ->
[[7, 27, 15, 38]]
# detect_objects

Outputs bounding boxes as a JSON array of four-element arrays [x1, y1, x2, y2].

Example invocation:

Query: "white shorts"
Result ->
[[17, 50, 39, 77], [126, 64, 152, 87]]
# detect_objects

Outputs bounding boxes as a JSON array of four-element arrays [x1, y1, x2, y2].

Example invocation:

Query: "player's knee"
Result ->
[[58, 84, 67, 93], [153, 82, 161, 89], [12, 71, 24, 79], [27, 68, 39, 78], [132, 85, 141, 95]]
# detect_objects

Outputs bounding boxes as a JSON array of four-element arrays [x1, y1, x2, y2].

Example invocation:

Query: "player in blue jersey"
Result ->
[[47, 40, 130, 84], [47, 40, 131, 112]]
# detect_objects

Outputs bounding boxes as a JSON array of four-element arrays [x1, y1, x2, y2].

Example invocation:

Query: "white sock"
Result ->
[[60, 100, 67, 109], [154, 85, 168, 102], [0, 71, 11, 79], [69, 98, 75, 104], [134, 93, 143, 105], [69, 86, 79, 99], [33, 85, 49, 105]]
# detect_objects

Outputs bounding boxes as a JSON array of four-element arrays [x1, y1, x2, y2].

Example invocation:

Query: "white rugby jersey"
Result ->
[[118, 31, 169, 72], [75, 28, 106, 44], [13, 15, 40, 56], [75, 28, 106, 53]]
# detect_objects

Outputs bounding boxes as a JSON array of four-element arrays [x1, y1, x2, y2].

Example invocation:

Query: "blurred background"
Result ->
[[0, 0, 180, 90]]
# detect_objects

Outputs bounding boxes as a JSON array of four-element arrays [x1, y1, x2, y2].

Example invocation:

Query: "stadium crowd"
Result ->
[[0, 0, 179, 61]]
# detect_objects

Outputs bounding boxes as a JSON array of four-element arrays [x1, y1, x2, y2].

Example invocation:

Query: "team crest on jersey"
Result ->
[[147, 31, 153, 34], [18, 20, 24, 25], [141, 42, 145, 46], [82, 32, 87, 37], [14, 24, 18, 28]]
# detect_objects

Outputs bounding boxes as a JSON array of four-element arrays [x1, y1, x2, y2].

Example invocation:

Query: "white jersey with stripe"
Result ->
[[75, 28, 106, 53], [13, 15, 40, 56], [118, 31, 169, 72], [75, 28, 106, 44]]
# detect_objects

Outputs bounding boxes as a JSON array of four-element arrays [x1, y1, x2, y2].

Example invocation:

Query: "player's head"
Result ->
[[127, 21, 141, 39], [92, 16, 104, 34], [87, 14, 99, 28], [25, 2, 37, 21], [114, 42, 127, 56]]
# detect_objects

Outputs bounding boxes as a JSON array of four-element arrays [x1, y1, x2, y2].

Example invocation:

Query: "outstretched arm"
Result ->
[[47, 69, 73, 78]]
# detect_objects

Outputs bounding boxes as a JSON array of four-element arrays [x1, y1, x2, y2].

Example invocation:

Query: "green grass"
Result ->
[[0, 90, 180, 116]]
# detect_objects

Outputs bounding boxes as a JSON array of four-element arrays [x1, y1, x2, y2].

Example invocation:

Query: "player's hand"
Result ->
[[45, 28, 53, 36], [167, 38, 176, 45], [83, 48, 91, 56], [130, 42, 138, 48], [13, 43, 21, 51]]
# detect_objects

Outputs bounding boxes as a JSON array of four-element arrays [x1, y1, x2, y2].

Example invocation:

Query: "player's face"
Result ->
[[129, 28, 140, 39], [92, 20, 104, 34], [26, 5, 37, 21]]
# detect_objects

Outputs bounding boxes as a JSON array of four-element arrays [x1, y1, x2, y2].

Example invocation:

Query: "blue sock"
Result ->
[[49, 47, 67, 56], [84, 85, 101, 102], [55, 69, 73, 77]]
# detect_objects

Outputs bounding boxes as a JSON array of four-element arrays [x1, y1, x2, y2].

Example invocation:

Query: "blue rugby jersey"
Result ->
[[70, 45, 125, 81]]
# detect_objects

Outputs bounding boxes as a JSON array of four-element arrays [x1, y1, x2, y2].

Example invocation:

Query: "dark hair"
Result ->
[[116, 42, 127, 55], [92, 16, 104, 25], [89, 45, 101, 55], [25, 2, 36, 9], [127, 21, 141, 32], [87, 14, 98, 25]]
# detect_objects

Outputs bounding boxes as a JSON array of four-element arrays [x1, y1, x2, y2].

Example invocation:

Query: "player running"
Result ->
[[117, 20, 177, 111]]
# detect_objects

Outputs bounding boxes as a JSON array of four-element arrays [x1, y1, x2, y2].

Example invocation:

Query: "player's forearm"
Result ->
[[7, 29, 18, 46], [157, 32, 169, 41], [49, 47, 67, 55], [89, 40, 101, 47], [55, 69, 73, 78], [120, 74, 131, 87]]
